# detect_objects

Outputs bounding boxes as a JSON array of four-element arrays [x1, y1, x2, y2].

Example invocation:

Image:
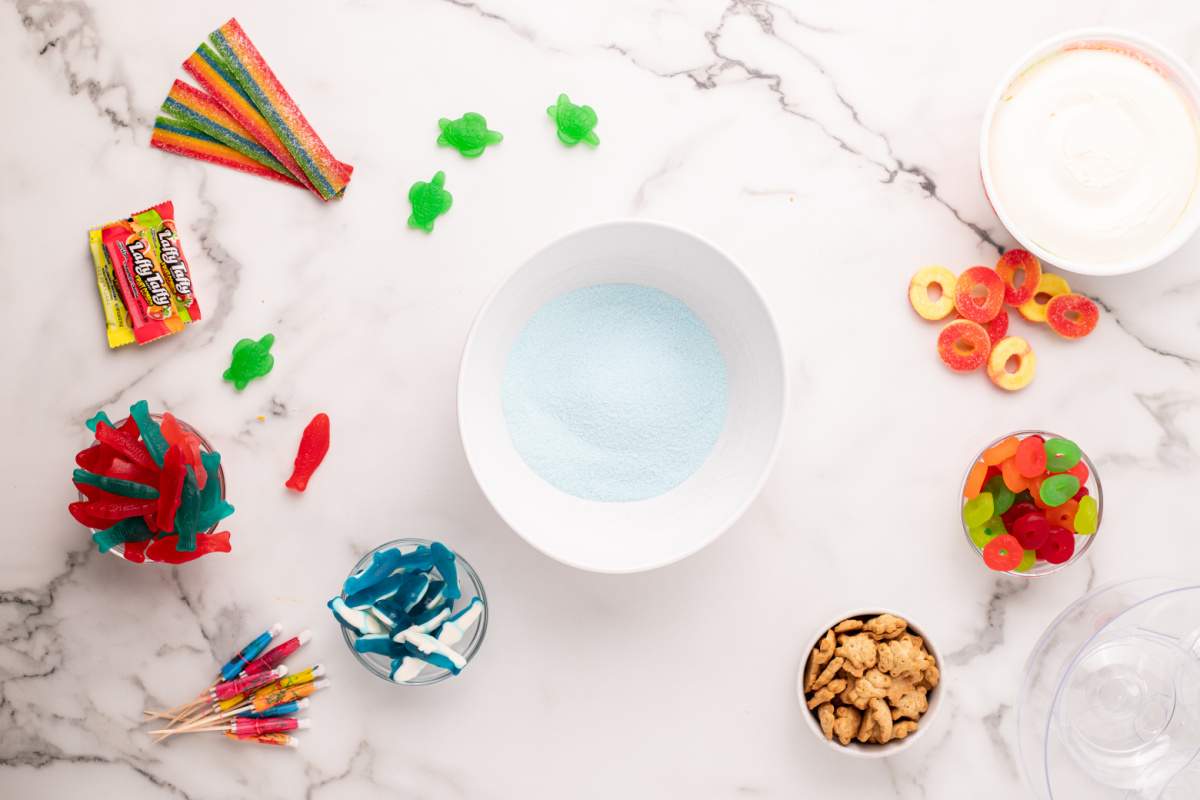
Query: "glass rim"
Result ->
[[83, 413, 227, 563], [339, 537, 488, 687], [959, 429, 1103, 578]]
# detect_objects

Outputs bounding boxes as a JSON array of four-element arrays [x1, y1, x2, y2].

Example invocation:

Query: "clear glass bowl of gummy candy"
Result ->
[[960, 430, 1102, 577], [77, 413, 228, 564], [334, 538, 488, 686]]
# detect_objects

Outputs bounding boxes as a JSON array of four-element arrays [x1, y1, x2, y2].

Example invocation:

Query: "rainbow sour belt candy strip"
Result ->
[[208, 18, 352, 200], [160, 80, 297, 181], [182, 43, 320, 197], [152, 117, 303, 188]]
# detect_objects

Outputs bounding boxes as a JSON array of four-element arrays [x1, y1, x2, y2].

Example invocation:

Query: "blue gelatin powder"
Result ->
[[501, 284, 728, 502]]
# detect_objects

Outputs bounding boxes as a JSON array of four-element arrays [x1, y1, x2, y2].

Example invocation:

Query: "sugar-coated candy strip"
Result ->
[[87, 228, 136, 348], [151, 117, 305, 188], [219, 623, 282, 682], [182, 43, 320, 197], [156, 446, 187, 532], [92, 518, 155, 553], [73, 468, 160, 500], [129, 401, 170, 468], [161, 80, 298, 180], [284, 413, 330, 492], [94, 421, 158, 472], [209, 19, 352, 200]]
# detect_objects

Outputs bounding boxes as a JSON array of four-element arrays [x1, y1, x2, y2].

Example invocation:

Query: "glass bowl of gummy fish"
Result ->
[[960, 430, 1102, 577], [330, 538, 488, 685], [70, 401, 235, 564]]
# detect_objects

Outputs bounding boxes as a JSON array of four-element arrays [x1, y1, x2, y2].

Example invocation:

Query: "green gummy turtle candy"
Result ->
[[547, 93, 599, 147], [408, 171, 453, 233], [437, 113, 503, 158], [223, 333, 275, 391]]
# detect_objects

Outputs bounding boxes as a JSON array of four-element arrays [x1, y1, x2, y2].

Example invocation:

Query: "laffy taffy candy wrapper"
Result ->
[[90, 202, 202, 347]]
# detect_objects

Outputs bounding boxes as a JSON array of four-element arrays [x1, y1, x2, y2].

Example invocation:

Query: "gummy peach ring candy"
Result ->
[[983, 533, 1024, 572], [987, 336, 1036, 391], [994, 249, 1042, 306], [1017, 273, 1070, 323], [937, 319, 990, 372], [1045, 293, 1099, 339], [908, 266, 958, 320], [954, 266, 1005, 323]]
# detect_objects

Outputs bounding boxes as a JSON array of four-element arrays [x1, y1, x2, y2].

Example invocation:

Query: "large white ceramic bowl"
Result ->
[[980, 28, 1200, 276], [458, 221, 786, 573]]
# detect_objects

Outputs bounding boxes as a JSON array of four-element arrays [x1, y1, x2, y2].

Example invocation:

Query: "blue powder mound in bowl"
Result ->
[[501, 283, 728, 502]]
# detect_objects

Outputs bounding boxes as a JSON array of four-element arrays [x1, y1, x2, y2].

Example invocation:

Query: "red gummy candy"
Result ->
[[156, 445, 186, 532], [76, 444, 114, 474], [1012, 512, 1051, 550], [1037, 527, 1076, 564], [69, 501, 116, 529], [100, 457, 160, 486], [161, 412, 207, 490], [94, 421, 159, 472], [146, 531, 232, 563], [74, 482, 134, 505], [285, 413, 330, 493], [74, 498, 158, 522], [1065, 460, 1089, 485], [1002, 501, 1039, 528], [984, 533, 1024, 572], [1072, 486, 1090, 501], [1015, 436, 1047, 478], [122, 539, 150, 563]]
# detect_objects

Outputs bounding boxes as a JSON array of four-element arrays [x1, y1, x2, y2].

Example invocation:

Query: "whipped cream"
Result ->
[[988, 45, 1200, 268]]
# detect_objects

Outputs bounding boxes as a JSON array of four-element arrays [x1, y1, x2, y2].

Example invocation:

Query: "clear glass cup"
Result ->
[[959, 430, 1102, 577], [339, 538, 488, 686], [80, 413, 226, 563], [1017, 578, 1200, 798]]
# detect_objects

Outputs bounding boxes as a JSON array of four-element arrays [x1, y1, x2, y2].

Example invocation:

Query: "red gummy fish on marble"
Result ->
[[285, 413, 330, 492]]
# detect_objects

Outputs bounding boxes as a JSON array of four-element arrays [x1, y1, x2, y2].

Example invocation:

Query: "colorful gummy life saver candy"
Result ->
[[69, 401, 235, 563], [908, 250, 1098, 392], [329, 541, 485, 683], [963, 433, 1098, 574], [285, 413, 330, 492]]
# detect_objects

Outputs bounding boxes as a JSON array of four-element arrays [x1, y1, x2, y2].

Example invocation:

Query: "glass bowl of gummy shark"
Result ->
[[329, 538, 488, 685]]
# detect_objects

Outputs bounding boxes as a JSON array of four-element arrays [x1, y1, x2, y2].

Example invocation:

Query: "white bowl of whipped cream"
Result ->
[[981, 29, 1200, 276]]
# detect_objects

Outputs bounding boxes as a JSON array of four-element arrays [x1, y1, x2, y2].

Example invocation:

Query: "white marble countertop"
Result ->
[[3, 1, 1200, 797]]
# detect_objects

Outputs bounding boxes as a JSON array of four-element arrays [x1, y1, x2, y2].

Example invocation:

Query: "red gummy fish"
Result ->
[[285, 413, 329, 492]]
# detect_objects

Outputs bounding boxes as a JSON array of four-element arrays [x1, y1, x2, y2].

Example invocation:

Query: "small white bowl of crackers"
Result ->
[[796, 609, 943, 757]]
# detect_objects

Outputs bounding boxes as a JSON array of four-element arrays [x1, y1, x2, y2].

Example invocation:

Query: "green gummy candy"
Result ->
[[963, 492, 994, 528], [129, 400, 169, 467], [196, 451, 234, 530], [223, 333, 276, 391], [1075, 494, 1099, 535], [85, 410, 112, 433], [1044, 438, 1082, 472], [1039, 474, 1080, 507], [968, 516, 1006, 549], [1013, 549, 1038, 573], [984, 476, 1014, 515], [73, 468, 159, 500], [547, 93, 599, 147], [407, 171, 453, 233], [92, 518, 154, 553], [172, 470, 203, 551], [437, 113, 503, 158]]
